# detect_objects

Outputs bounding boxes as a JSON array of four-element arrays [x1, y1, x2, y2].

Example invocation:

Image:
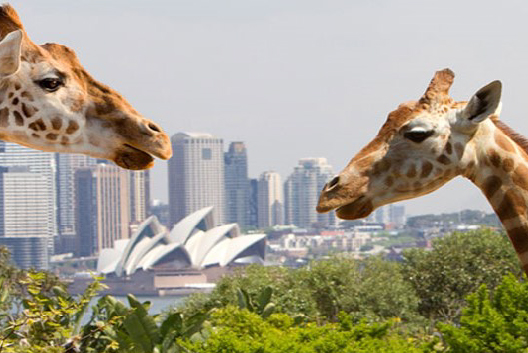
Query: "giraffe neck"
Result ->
[[471, 123, 528, 273]]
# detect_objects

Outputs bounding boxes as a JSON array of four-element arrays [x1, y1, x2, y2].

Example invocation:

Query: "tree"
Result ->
[[439, 274, 528, 352], [402, 229, 521, 321], [181, 255, 419, 322]]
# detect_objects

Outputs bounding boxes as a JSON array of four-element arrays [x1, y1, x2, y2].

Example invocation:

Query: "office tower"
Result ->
[[168, 133, 225, 226], [130, 170, 150, 224], [0, 166, 50, 269], [374, 206, 388, 224], [75, 163, 131, 256], [248, 178, 258, 228], [74, 168, 97, 257], [224, 142, 249, 228], [257, 171, 283, 228], [389, 204, 406, 227], [284, 158, 335, 228], [0, 142, 57, 250], [55, 153, 96, 254]]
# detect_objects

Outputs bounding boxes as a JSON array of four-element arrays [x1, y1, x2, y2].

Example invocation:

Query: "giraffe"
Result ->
[[317, 68, 528, 274], [0, 5, 171, 170]]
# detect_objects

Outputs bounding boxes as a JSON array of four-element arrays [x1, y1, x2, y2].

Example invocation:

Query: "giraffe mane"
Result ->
[[0, 4, 23, 37], [493, 119, 528, 155]]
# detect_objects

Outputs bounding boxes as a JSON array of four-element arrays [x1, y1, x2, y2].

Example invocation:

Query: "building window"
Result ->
[[202, 148, 212, 160]]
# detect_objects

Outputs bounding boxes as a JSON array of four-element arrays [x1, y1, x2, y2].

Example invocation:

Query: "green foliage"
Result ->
[[182, 255, 419, 322], [80, 294, 210, 353], [439, 274, 528, 352], [177, 306, 437, 353], [0, 228, 527, 352], [0, 269, 104, 352], [237, 286, 276, 318], [402, 229, 521, 321], [181, 264, 319, 318]]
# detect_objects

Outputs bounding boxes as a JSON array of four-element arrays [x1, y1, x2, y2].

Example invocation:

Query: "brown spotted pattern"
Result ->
[[66, 120, 79, 134]]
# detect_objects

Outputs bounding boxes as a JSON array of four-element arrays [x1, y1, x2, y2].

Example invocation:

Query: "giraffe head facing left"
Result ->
[[317, 68, 502, 219], [0, 5, 172, 170]]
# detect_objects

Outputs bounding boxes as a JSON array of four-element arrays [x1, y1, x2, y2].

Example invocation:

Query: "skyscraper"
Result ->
[[0, 142, 57, 251], [129, 170, 150, 224], [55, 153, 96, 254], [75, 163, 131, 256], [284, 158, 335, 228], [389, 204, 406, 228], [248, 178, 259, 228], [0, 166, 50, 269], [257, 171, 283, 228], [168, 133, 225, 226], [224, 142, 249, 228]]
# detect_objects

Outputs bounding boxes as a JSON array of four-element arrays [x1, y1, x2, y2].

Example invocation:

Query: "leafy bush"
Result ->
[[177, 306, 438, 353], [439, 274, 528, 352], [181, 255, 419, 322], [402, 229, 520, 321]]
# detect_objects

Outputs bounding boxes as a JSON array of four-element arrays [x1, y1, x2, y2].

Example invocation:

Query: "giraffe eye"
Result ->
[[404, 130, 434, 143], [37, 77, 64, 92]]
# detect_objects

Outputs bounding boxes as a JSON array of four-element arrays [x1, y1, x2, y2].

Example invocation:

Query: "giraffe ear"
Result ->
[[463, 80, 502, 123], [0, 29, 22, 77]]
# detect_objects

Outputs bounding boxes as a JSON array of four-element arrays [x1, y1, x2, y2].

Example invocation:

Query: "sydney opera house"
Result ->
[[86, 207, 266, 295]]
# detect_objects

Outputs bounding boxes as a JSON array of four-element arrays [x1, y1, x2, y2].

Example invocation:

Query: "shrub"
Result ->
[[439, 273, 528, 352], [402, 229, 520, 321]]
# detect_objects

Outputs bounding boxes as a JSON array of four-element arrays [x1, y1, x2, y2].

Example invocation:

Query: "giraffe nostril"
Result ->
[[327, 176, 340, 190], [148, 122, 161, 133]]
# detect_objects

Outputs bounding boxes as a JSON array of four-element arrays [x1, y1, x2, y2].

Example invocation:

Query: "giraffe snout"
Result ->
[[317, 175, 346, 213], [131, 118, 173, 160]]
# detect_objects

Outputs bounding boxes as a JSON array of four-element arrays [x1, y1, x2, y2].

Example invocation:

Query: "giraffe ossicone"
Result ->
[[0, 5, 172, 170], [317, 68, 528, 273]]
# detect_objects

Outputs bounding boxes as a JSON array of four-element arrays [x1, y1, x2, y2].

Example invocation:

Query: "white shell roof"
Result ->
[[167, 206, 213, 244], [123, 231, 167, 275], [185, 224, 240, 267], [115, 216, 163, 276], [139, 241, 191, 270], [96, 207, 266, 276]]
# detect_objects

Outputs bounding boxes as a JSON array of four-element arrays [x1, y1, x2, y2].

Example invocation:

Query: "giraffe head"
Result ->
[[0, 5, 172, 170], [317, 68, 502, 219]]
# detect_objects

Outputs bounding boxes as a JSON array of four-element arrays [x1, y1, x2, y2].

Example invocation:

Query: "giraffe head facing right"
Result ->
[[0, 5, 172, 170], [317, 68, 502, 219]]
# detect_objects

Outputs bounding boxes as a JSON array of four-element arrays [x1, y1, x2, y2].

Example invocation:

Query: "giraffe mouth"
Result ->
[[335, 196, 374, 220], [114, 144, 155, 170]]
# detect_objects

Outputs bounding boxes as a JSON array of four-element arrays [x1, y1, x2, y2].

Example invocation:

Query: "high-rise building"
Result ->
[[0, 166, 50, 269], [0, 237, 48, 270], [130, 170, 150, 224], [284, 158, 335, 228], [374, 206, 387, 224], [55, 153, 96, 254], [224, 142, 249, 228], [168, 133, 225, 226], [248, 178, 258, 228], [75, 164, 131, 256], [0, 142, 57, 251], [389, 204, 406, 228], [257, 171, 283, 228], [74, 168, 97, 257]]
